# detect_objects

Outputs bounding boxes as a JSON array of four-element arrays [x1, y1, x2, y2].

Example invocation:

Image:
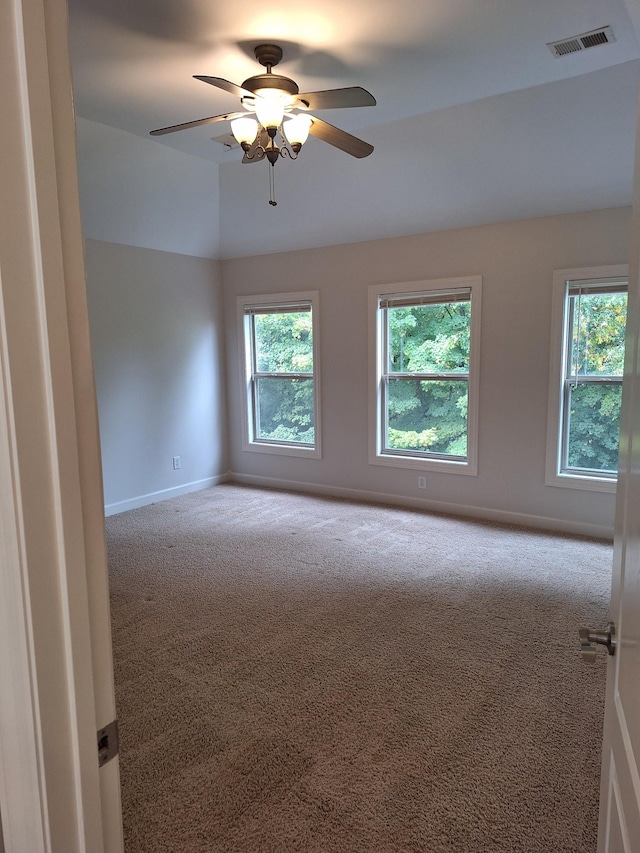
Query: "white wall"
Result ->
[[76, 118, 220, 259], [84, 239, 227, 513], [222, 207, 631, 537]]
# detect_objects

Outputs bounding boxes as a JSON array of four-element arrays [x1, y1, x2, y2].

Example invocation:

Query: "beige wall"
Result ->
[[85, 239, 228, 512], [222, 207, 631, 537]]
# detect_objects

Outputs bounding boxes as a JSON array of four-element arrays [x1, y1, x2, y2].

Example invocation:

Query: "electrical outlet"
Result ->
[[173, 456, 181, 470], [417, 476, 427, 490]]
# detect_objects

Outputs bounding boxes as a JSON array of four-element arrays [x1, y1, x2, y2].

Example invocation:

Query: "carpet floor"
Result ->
[[106, 484, 611, 852]]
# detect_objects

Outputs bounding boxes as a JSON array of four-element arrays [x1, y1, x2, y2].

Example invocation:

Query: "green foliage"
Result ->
[[254, 311, 313, 373], [388, 303, 470, 373], [386, 301, 471, 457], [567, 383, 622, 472], [570, 293, 626, 376], [252, 308, 315, 445], [256, 377, 314, 444], [565, 291, 627, 472], [387, 427, 438, 451]]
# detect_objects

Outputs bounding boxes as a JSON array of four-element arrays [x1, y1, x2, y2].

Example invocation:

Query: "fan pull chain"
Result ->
[[268, 162, 277, 206]]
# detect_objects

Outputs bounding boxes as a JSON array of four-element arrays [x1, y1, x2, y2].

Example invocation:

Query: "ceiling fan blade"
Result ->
[[193, 75, 255, 100], [307, 117, 373, 158], [150, 112, 246, 136], [242, 129, 270, 164], [296, 87, 376, 111]]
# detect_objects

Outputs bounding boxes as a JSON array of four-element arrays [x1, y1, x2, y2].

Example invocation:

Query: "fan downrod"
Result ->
[[242, 44, 298, 97]]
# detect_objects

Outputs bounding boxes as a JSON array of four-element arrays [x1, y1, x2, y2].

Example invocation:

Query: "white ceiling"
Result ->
[[68, 0, 640, 258]]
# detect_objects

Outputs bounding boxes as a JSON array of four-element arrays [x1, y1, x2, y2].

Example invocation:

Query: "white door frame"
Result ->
[[0, 0, 122, 849]]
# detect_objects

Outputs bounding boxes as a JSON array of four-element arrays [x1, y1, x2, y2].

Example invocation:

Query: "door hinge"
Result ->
[[97, 719, 119, 767]]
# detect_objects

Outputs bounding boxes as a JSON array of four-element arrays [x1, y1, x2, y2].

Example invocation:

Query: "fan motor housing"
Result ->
[[241, 73, 299, 97]]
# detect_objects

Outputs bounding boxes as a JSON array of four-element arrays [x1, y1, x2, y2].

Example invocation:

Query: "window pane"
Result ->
[[387, 302, 470, 374], [386, 379, 468, 456], [254, 311, 313, 373], [255, 377, 315, 444], [566, 383, 622, 473], [569, 292, 627, 377]]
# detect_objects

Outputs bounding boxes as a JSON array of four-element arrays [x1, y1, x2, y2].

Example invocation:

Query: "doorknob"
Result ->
[[579, 621, 616, 662]]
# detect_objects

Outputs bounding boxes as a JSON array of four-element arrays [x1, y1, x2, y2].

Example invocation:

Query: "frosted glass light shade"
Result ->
[[254, 93, 286, 129], [231, 117, 258, 145], [284, 114, 312, 146]]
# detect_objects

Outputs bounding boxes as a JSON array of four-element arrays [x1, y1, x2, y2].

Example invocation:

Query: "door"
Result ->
[[0, 0, 123, 848], [597, 90, 640, 850]]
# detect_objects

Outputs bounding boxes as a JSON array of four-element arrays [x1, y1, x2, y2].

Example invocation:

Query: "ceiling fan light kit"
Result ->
[[150, 43, 376, 206], [284, 114, 312, 147]]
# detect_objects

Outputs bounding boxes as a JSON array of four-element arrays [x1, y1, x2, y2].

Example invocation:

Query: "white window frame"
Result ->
[[545, 265, 628, 493], [368, 276, 482, 475], [238, 291, 321, 459]]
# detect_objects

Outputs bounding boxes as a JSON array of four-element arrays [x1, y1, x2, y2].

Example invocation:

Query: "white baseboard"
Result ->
[[229, 472, 614, 540], [104, 474, 230, 516]]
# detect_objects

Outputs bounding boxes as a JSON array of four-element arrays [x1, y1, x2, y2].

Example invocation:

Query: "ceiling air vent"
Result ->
[[547, 26, 615, 58]]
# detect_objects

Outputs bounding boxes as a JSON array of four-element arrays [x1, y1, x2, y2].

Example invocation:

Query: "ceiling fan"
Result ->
[[150, 44, 376, 204]]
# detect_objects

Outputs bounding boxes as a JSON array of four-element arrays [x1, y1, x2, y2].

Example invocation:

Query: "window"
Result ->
[[239, 292, 320, 458], [369, 276, 482, 474], [546, 266, 628, 492]]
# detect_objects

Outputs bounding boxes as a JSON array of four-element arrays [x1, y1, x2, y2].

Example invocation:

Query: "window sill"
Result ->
[[243, 440, 321, 460], [370, 451, 477, 476], [545, 471, 617, 494]]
